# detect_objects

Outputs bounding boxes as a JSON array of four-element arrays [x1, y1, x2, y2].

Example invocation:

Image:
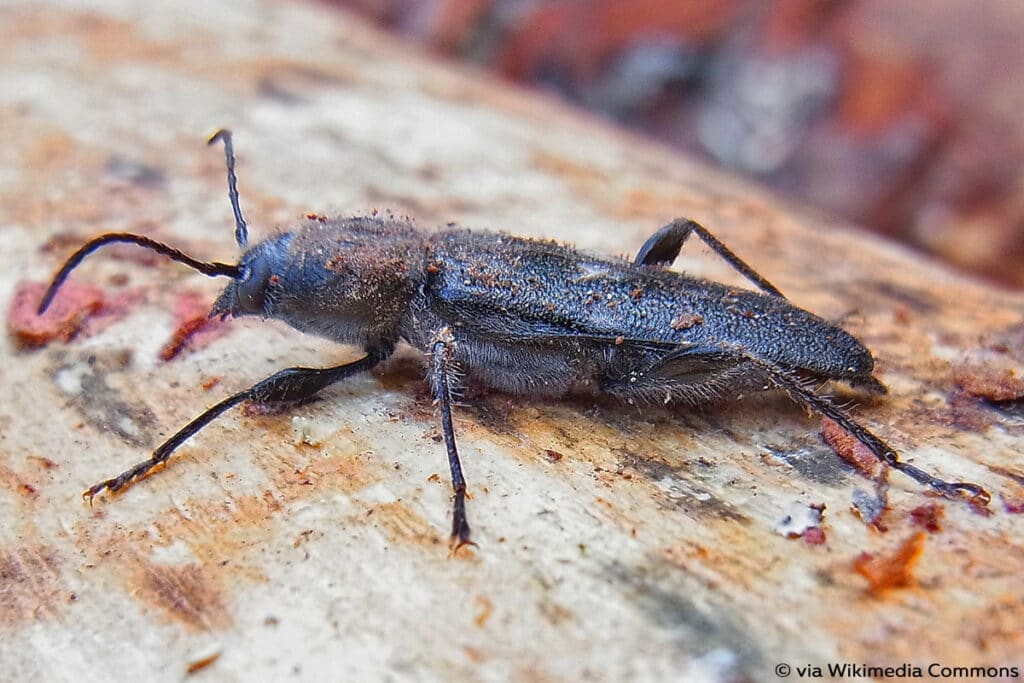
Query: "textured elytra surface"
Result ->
[[1, 1, 1023, 682]]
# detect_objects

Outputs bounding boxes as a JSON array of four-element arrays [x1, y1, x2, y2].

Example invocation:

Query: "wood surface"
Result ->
[[1, 1, 1022, 681]]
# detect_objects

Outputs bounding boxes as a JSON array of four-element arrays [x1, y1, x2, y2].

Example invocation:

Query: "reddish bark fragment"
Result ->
[[8, 281, 105, 347], [821, 417, 882, 479], [1002, 495, 1024, 514], [909, 503, 944, 533], [853, 531, 927, 594], [954, 365, 1024, 402], [159, 291, 229, 361], [803, 527, 826, 545], [185, 650, 220, 675], [544, 449, 564, 463], [945, 389, 994, 432]]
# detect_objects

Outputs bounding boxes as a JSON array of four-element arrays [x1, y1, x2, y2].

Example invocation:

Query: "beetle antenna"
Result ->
[[37, 233, 241, 315], [207, 129, 249, 248]]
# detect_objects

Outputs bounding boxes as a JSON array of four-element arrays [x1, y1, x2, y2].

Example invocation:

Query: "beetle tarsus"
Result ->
[[875, 455, 991, 507], [449, 485, 476, 555], [84, 466, 149, 501], [930, 480, 991, 505]]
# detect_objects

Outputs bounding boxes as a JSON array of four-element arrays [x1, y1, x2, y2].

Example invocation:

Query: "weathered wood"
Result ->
[[1, 1, 1022, 681]]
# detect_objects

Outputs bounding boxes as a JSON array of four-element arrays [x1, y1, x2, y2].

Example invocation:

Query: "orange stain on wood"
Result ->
[[131, 559, 229, 631], [372, 501, 443, 549], [474, 595, 494, 627]]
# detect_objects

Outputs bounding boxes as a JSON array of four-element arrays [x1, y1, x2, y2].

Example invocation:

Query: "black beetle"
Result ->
[[38, 131, 989, 549]]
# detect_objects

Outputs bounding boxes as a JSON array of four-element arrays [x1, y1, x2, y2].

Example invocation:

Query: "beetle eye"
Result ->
[[236, 257, 272, 313]]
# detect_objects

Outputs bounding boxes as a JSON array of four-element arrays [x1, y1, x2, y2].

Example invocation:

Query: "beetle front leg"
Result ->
[[431, 330, 475, 553], [84, 348, 391, 502], [635, 218, 785, 298]]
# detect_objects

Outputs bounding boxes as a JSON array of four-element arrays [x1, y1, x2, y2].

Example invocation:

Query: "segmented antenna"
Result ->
[[37, 233, 241, 315], [207, 129, 249, 248]]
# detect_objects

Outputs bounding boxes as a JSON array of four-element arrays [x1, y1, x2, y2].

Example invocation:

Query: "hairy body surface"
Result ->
[[214, 216, 875, 405]]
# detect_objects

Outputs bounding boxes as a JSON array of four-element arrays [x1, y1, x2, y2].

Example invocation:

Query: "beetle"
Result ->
[[38, 131, 990, 549]]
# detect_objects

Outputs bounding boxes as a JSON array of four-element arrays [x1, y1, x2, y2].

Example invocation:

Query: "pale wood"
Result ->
[[1, 1, 1022, 682]]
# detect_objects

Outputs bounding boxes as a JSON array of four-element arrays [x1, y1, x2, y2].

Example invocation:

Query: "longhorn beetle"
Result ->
[[38, 131, 990, 549]]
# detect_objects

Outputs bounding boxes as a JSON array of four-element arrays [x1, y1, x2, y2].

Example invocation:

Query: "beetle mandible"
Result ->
[[38, 131, 990, 549]]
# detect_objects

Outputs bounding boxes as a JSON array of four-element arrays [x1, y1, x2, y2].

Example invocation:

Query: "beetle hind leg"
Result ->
[[603, 342, 991, 509], [635, 218, 785, 298], [744, 354, 991, 507]]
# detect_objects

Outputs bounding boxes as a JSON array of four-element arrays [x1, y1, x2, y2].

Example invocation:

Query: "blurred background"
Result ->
[[321, 0, 1024, 290]]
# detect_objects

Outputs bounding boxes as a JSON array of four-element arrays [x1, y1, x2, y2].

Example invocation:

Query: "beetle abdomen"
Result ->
[[426, 230, 875, 384]]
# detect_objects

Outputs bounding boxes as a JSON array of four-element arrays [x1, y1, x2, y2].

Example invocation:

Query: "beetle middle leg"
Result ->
[[430, 330, 475, 552], [83, 347, 391, 501], [635, 219, 785, 298]]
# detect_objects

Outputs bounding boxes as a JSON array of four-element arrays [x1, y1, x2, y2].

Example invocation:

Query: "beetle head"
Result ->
[[210, 233, 294, 319]]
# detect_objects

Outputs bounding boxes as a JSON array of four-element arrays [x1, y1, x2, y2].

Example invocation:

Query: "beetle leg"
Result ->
[[430, 330, 475, 553], [83, 347, 391, 502], [635, 219, 785, 298], [740, 353, 991, 507]]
